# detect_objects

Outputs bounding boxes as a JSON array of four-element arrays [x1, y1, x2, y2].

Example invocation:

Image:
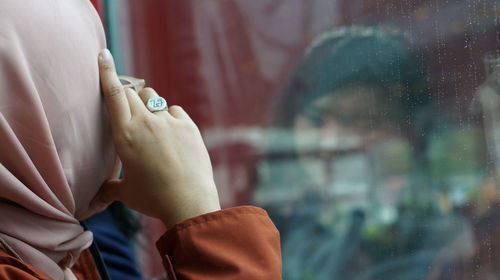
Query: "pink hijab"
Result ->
[[0, 0, 115, 279]]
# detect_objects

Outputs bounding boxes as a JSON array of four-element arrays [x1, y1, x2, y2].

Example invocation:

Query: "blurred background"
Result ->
[[91, 0, 500, 279]]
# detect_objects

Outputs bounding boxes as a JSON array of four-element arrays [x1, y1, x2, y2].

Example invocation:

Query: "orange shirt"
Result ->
[[0, 206, 282, 280]]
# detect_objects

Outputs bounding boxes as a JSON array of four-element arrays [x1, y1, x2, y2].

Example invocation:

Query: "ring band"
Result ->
[[147, 97, 168, 112]]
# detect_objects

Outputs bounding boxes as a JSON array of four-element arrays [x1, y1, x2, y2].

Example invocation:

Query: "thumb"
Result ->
[[88, 179, 123, 214]]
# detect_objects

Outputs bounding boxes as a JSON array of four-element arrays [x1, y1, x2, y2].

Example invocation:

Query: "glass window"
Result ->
[[115, 0, 500, 279]]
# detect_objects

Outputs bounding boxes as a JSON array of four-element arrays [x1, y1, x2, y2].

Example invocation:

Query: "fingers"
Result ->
[[138, 87, 160, 104], [98, 50, 188, 123], [99, 49, 131, 127], [125, 88, 149, 116], [169, 105, 192, 120], [138, 88, 171, 117]]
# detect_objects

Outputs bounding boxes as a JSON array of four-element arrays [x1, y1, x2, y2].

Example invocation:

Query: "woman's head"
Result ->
[[0, 1, 115, 279], [275, 26, 429, 143], [259, 26, 432, 204]]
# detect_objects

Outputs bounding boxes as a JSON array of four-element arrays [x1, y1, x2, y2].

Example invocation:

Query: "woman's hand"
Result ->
[[90, 49, 220, 227]]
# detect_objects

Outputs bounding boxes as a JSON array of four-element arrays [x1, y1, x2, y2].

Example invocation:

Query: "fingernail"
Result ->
[[99, 49, 112, 62]]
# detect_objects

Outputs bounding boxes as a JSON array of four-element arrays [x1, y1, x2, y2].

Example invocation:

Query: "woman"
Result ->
[[259, 26, 470, 280], [0, 1, 281, 279]]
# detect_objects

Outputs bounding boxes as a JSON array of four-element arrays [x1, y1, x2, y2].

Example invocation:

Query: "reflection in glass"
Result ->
[[256, 26, 486, 280]]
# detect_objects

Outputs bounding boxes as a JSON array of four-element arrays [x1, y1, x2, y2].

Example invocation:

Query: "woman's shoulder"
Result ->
[[0, 248, 101, 280], [0, 249, 52, 280]]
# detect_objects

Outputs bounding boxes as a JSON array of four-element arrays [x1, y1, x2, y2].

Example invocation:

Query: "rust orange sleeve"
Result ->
[[156, 206, 282, 280], [0, 250, 51, 280]]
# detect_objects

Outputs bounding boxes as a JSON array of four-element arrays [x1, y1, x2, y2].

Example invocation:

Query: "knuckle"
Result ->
[[143, 87, 155, 93], [106, 85, 124, 98], [170, 105, 183, 111], [140, 116, 160, 132], [180, 119, 198, 132], [138, 87, 155, 97], [116, 130, 134, 147], [100, 61, 115, 72]]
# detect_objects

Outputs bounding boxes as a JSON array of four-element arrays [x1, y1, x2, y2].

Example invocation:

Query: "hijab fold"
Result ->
[[0, 1, 115, 279]]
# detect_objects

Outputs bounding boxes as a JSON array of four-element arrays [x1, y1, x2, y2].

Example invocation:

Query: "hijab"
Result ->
[[0, 0, 115, 279]]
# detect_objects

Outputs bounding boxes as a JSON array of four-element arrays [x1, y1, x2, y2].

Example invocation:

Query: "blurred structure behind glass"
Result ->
[[256, 25, 480, 280]]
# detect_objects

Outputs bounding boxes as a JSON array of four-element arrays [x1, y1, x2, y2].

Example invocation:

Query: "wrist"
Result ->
[[161, 188, 221, 227], [162, 202, 221, 228]]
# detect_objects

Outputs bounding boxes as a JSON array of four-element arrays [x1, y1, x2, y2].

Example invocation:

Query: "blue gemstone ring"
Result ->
[[146, 97, 168, 112]]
